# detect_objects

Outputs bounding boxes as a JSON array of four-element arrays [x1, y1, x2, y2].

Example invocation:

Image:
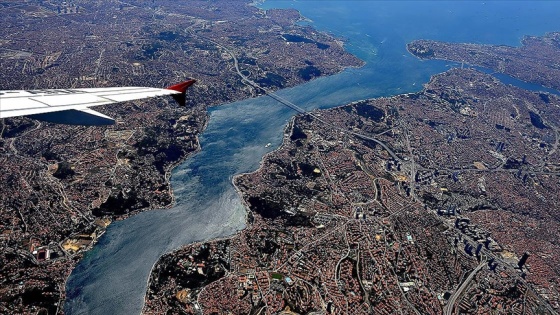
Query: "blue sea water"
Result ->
[[65, 1, 560, 314]]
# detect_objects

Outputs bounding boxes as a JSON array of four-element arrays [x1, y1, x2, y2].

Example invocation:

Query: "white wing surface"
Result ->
[[0, 80, 195, 125]]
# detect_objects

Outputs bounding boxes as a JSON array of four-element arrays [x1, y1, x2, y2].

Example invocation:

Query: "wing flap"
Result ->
[[0, 99, 112, 118], [35, 93, 110, 107], [102, 89, 178, 103]]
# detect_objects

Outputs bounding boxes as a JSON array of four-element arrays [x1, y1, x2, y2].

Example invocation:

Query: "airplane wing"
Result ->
[[0, 79, 195, 125]]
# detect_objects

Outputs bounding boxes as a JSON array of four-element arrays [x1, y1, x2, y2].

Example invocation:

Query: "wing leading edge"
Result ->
[[0, 79, 195, 125]]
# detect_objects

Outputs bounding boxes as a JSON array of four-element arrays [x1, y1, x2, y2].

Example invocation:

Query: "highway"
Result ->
[[444, 261, 486, 315]]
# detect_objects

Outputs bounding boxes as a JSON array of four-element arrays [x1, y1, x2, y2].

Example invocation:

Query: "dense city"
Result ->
[[144, 68, 560, 314], [0, 0, 360, 313], [407, 32, 560, 91], [1, 0, 560, 315]]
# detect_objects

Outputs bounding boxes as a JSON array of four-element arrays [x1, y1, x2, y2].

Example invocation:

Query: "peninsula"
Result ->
[[408, 32, 560, 91]]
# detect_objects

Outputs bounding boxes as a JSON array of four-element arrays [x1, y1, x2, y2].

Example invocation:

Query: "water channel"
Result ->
[[66, 1, 560, 314]]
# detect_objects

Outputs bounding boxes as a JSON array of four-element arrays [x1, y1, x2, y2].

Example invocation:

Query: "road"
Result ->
[[444, 261, 486, 315]]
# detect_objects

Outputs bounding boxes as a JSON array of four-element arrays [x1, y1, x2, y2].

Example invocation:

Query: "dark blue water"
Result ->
[[65, 1, 560, 314], [472, 66, 560, 96]]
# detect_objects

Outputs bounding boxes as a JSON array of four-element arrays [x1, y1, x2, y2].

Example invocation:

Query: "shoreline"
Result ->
[[140, 72, 402, 309], [139, 6, 560, 314], [144, 66, 560, 313], [64, 1, 365, 313], [141, 114, 295, 313]]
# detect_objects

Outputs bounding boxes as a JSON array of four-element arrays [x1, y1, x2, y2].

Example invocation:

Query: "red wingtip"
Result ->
[[167, 79, 196, 93], [166, 79, 196, 106]]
